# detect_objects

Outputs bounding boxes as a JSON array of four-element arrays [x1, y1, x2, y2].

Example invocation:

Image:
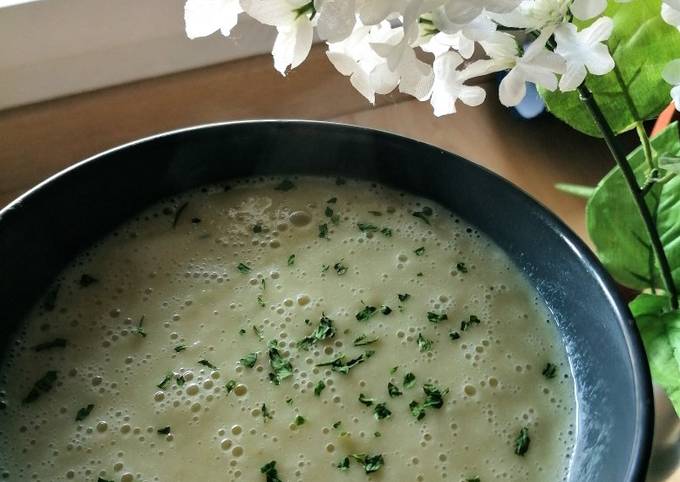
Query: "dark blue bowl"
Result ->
[[0, 120, 653, 480]]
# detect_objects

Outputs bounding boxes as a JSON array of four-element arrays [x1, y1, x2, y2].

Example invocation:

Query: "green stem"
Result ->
[[577, 85, 679, 310], [635, 121, 656, 170]]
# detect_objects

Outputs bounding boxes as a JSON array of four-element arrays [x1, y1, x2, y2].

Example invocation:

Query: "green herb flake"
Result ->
[[79, 274, 98, 287], [466, 478, 481, 482], [449, 331, 461, 341], [427, 311, 448, 323], [260, 460, 284, 482], [423, 383, 449, 409], [327, 197, 337, 204], [253, 224, 263, 233], [412, 206, 433, 225], [388, 382, 403, 398], [294, 415, 306, 426], [333, 261, 348, 275], [198, 359, 217, 370], [398, 293, 411, 302], [297, 314, 336, 351], [409, 400, 426, 420], [417, 333, 433, 352], [351, 453, 384, 474], [156, 373, 173, 390], [461, 315, 481, 331], [542, 363, 557, 379], [457, 262, 469, 273], [172, 201, 189, 228], [240, 352, 258, 368], [374, 402, 392, 420], [157, 426, 171, 435], [353, 335, 379, 347], [287, 254, 296, 266], [318, 223, 329, 239], [380, 305, 392, 315], [33, 338, 67, 352], [374, 431, 382, 437], [316, 351, 375, 375], [390, 366, 398, 375], [225, 380, 237, 394], [404, 372, 416, 389], [321, 264, 330, 273], [368, 210, 382, 216], [176, 374, 186, 387], [22, 370, 58, 404], [253, 325, 264, 341], [257, 294, 266, 307], [314, 380, 326, 396], [355, 305, 378, 321], [414, 247, 425, 256], [274, 179, 295, 191], [133, 316, 147, 338], [336, 457, 350, 471], [75, 404, 94, 422], [380, 227, 393, 237], [174, 344, 187, 352], [514, 427, 530, 456], [237, 262, 252, 274], [357, 222, 379, 233], [286, 398, 293, 405], [262, 403, 273, 421], [268, 340, 294, 385], [98, 478, 114, 482], [358, 393, 374, 406]]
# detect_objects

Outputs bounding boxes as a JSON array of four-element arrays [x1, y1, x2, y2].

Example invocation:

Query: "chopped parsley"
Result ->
[[325, 206, 340, 225], [358, 393, 374, 406], [239, 328, 246, 335], [176, 374, 186, 387], [388, 382, 403, 397], [274, 179, 295, 191], [321, 264, 330, 273], [157, 426, 171, 435], [297, 314, 336, 350], [156, 373, 173, 390], [398, 293, 410, 302], [333, 261, 348, 275], [412, 206, 433, 224], [174, 344, 187, 352], [374, 431, 382, 437], [390, 366, 398, 375], [22, 370, 58, 404], [240, 352, 258, 368], [253, 326, 264, 341], [316, 351, 374, 374], [414, 247, 425, 256], [268, 340, 294, 385], [262, 403, 273, 421], [461, 315, 481, 331], [225, 380, 237, 394], [353, 335, 379, 347], [332, 421, 342, 429], [374, 402, 391, 420], [409, 400, 426, 420], [542, 363, 557, 379], [98, 478, 114, 482], [417, 333, 433, 352], [457, 262, 469, 273], [404, 372, 416, 389], [355, 305, 377, 321], [409, 384, 449, 420], [336, 457, 350, 471], [257, 295, 266, 307], [198, 359, 217, 370], [294, 415, 305, 426], [380, 227, 393, 237], [380, 305, 392, 315], [449, 331, 461, 341], [357, 223, 378, 233], [253, 224, 263, 233], [351, 453, 384, 473], [514, 427, 531, 456], [172, 202, 189, 228], [79, 274, 98, 287], [327, 197, 337, 204], [466, 478, 481, 482], [133, 316, 147, 337], [33, 338, 67, 352], [287, 254, 295, 266], [314, 380, 326, 396], [260, 460, 284, 482], [318, 223, 329, 239], [237, 262, 251, 274], [427, 311, 448, 323], [75, 404, 94, 421]]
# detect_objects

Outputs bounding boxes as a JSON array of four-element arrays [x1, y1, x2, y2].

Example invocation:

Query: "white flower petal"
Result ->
[[570, 0, 607, 20], [241, 0, 299, 26], [499, 68, 527, 107], [559, 62, 587, 91], [185, 0, 242, 39], [663, 59, 680, 85], [326, 51, 357, 76], [584, 43, 615, 75], [662, 2, 680, 29], [581, 16, 614, 44], [272, 17, 313, 75], [316, 0, 357, 43], [671, 84, 680, 111], [458, 85, 486, 107]]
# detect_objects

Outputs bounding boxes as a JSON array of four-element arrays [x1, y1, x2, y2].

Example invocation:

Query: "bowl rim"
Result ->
[[0, 119, 655, 480]]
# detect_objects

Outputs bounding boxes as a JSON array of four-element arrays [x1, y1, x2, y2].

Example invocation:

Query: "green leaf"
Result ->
[[540, 0, 680, 136], [631, 293, 680, 413], [555, 183, 596, 199], [587, 122, 680, 290]]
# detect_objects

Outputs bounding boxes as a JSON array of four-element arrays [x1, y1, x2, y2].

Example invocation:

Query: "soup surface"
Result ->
[[0, 176, 575, 481]]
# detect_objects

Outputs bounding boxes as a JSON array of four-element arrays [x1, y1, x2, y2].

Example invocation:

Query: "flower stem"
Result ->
[[577, 84, 678, 310], [635, 121, 655, 171]]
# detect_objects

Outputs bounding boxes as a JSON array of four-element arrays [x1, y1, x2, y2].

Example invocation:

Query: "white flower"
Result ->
[[241, 0, 315, 75], [497, 30, 566, 106], [422, 12, 497, 59], [554, 17, 615, 91], [315, 0, 357, 43], [662, 0, 680, 30], [430, 52, 491, 116], [662, 59, 680, 111], [184, 0, 243, 39], [443, 0, 521, 25], [570, 0, 607, 20], [356, 0, 406, 25]]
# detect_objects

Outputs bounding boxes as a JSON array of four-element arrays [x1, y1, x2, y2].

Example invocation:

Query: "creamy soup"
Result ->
[[0, 176, 575, 482]]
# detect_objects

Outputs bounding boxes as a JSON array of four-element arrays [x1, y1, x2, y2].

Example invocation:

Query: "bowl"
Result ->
[[0, 120, 653, 480]]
